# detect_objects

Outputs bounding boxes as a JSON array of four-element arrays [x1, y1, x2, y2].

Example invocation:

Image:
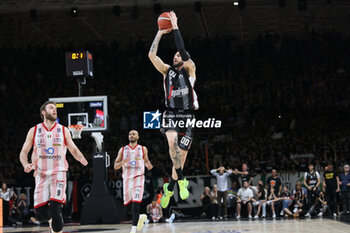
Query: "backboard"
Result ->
[[49, 96, 108, 132]]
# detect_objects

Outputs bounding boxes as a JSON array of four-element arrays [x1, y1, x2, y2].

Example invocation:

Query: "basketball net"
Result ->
[[68, 125, 84, 139]]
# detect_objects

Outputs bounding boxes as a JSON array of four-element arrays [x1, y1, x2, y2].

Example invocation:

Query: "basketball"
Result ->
[[157, 12, 172, 31]]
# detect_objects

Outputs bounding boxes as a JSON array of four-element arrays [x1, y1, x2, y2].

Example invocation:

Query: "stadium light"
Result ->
[[71, 7, 78, 17]]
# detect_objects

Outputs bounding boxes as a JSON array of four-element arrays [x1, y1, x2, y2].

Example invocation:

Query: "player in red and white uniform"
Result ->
[[19, 101, 88, 233], [114, 130, 153, 233]]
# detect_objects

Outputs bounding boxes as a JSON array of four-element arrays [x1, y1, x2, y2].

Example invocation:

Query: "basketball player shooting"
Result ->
[[19, 101, 88, 233], [148, 11, 199, 209], [114, 130, 153, 233]]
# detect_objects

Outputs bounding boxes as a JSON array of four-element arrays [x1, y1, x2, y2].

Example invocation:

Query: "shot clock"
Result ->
[[65, 51, 94, 78]]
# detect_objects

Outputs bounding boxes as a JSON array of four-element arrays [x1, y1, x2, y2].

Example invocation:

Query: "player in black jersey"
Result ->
[[148, 11, 198, 208], [303, 163, 321, 217]]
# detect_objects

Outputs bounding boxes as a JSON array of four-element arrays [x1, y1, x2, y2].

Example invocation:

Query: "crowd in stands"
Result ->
[[199, 163, 350, 220], [0, 31, 349, 218]]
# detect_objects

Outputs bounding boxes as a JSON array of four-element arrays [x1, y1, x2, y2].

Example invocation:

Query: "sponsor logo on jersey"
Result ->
[[38, 134, 45, 137], [54, 138, 61, 143], [53, 144, 62, 147], [37, 139, 44, 144], [39, 155, 62, 160], [169, 70, 177, 78], [170, 87, 189, 98], [43, 147, 55, 155], [128, 161, 137, 166], [47, 134, 52, 138]]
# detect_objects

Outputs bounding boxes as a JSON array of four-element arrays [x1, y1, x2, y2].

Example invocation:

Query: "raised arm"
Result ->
[[169, 11, 196, 78], [210, 168, 218, 176], [65, 127, 88, 166], [19, 127, 35, 173], [143, 146, 153, 170], [148, 30, 171, 75]]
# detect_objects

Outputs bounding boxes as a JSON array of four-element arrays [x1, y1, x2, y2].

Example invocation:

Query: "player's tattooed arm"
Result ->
[[148, 30, 170, 75]]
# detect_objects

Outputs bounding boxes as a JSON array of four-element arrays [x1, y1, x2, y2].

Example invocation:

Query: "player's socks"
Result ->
[[130, 225, 137, 233], [161, 183, 174, 208], [136, 214, 147, 231], [178, 178, 189, 200], [175, 168, 184, 180], [168, 178, 176, 192]]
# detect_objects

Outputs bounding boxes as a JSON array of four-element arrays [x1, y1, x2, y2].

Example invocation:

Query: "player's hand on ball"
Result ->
[[80, 157, 88, 166], [24, 163, 33, 173], [158, 29, 172, 35], [169, 11, 178, 29]]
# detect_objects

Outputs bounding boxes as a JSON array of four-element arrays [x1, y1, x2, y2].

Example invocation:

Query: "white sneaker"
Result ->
[[305, 213, 311, 218], [272, 213, 276, 218], [280, 211, 284, 216], [167, 213, 175, 223], [236, 215, 241, 219], [254, 215, 259, 219], [333, 213, 337, 217], [262, 214, 266, 218], [317, 212, 323, 217], [212, 216, 216, 220], [219, 216, 223, 220], [248, 215, 252, 219]]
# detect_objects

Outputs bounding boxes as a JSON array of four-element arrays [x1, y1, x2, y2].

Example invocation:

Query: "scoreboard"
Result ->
[[65, 51, 94, 78]]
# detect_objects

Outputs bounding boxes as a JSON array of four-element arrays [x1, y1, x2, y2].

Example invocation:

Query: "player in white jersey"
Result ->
[[19, 101, 88, 233], [114, 130, 153, 233]]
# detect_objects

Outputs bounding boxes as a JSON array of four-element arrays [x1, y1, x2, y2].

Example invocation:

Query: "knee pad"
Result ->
[[49, 201, 64, 232], [35, 204, 50, 222]]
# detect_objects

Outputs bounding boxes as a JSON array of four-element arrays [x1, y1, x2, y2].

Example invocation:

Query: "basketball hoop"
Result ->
[[68, 125, 84, 139]]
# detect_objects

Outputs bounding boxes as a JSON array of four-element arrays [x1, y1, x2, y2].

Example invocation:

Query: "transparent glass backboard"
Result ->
[[48, 96, 108, 132]]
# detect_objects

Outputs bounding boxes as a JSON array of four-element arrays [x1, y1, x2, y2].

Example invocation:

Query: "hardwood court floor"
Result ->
[[1, 218, 349, 233]]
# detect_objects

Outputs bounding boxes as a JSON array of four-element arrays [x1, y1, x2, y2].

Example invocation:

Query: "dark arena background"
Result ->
[[1, 0, 350, 232]]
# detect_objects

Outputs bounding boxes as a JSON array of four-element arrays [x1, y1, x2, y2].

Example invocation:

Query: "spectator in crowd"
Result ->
[[14, 193, 38, 225], [304, 163, 321, 217], [146, 200, 163, 223], [227, 181, 239, 218], [340, 164, 350, 214], [323, 163, 340, 216], [316, 191, 328, 217], [200, 186, 215, 219], [291, 183, 305, 217], [146, 200, 175, 223], [266, 187, 280, 218], [210, 167, 232, 219], [266, 170, 282, 197], [0, 182, 16, 226], [236, 180, 253, 219], [266, 169, 283, 218], [280, 186, 292, 217], [210, 184, 219, 219], [252, 180, 267, 219], [234, 163, 253, 186]]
